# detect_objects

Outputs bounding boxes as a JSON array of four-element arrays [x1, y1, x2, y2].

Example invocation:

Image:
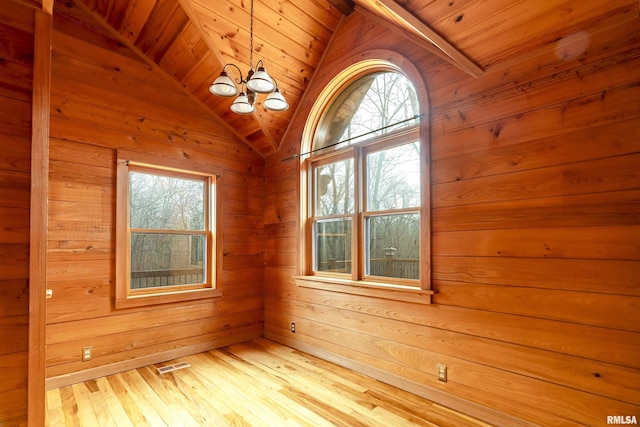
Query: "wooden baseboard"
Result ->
[[46, 332, 262, 390], [265, 331, 538, 427]]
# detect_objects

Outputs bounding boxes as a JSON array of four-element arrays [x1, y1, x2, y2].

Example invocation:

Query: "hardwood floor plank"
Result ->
[[46, 339, 493, 427], [118, 370, 174, 426], [58, 386, 81, 426], [105, 374, 154, 426], [45, 389, 65, 426], [208, 349, 334, 427], [190, 352, 289, 426], [94, 377, 134, 427], [171, 364, 237, 426], [70, 383, 100, 426]]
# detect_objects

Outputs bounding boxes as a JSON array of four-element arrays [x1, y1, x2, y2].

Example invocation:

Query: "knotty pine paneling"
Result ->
[[263, 10, 640, 426], [45, 4, 265, 383], [0, 2, 33, 425]]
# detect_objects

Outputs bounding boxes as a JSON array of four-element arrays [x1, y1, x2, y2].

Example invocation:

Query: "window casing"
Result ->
[[301, 65, 431, 297], [116, 152, 222, 308]]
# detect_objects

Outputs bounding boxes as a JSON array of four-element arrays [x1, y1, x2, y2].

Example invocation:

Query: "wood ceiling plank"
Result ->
[[458, 0, 638, 68], [326, 0, 355, 16], [375, 0, 484, 77], [118, 0, 157, 43], [68, 0, 265, 153], [136, 0, 191, 62], [193, 12, 313, 92], [54, 1, 145, 62], [423, 0, 528, 41], [6, 0, 45, 12], [176, 0, 280, 153], [189, 0, 324, 71], [354, 6, 455, 67], [103, 0, 128, 30], [158, 24, 211, 81], [274, 0, 336, 44]]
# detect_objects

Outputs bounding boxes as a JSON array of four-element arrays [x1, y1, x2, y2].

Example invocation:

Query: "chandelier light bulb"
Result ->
[[246, 65, 276, 93], [210, 71, 238, 97], [208, 0, 286, 114], [230, 92, 256, 114], [264, 88, 289, 111]]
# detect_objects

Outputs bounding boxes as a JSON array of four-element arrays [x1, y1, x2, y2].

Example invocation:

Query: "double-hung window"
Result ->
[[302, 67, 431, 295], [116, 152, 222, 308]]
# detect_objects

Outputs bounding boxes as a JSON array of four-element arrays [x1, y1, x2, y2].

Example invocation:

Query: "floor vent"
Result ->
[[157, 361, 191, 374]]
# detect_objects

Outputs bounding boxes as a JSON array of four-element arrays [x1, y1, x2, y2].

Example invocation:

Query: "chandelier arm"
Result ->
[[211, 0, 286, 114], [223, 63, 245, 85]]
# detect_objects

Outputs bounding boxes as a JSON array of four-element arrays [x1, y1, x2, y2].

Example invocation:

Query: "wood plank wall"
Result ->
[[0, 2, 34, 425], [44, 2, 265, 386], [263, 11, 640, 426]]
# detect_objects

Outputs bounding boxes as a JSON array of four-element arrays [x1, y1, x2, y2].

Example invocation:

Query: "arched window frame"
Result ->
[[297, 53, 432, 302]]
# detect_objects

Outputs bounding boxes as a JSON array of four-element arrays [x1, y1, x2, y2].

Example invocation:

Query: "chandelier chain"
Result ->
[[209, 0, 288, 112], [249, 0, 254, 70]]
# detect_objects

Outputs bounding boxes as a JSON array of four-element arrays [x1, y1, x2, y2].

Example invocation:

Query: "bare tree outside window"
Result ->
[[337, 72, 419, 147], [311, 71, 421, 281], [129, 172, 207, 289]]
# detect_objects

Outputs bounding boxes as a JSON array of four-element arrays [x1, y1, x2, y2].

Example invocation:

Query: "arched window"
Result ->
[[301, 59, 431, 293]]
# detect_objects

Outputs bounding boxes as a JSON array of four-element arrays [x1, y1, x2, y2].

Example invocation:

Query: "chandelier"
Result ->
[[208, 0, 288, 114]]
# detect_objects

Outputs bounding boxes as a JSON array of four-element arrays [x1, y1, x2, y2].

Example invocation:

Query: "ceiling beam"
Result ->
[[327, 0, 355, 15], [355, 6, 454, 66], [376, 0, 484, 78], [7, 0, 54, 13]]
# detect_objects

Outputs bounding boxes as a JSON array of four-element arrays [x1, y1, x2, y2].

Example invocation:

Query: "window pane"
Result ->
[[315, 72, 419, 151], [130, 172, 205, 230], [365, 214, 419, 279], [367, 141, 420, 211], [315, 159, 354, 216], [130, 233, 205, 289], [313, 219, 352, 274]]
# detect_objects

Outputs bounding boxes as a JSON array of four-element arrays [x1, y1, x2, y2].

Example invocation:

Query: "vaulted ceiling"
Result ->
[[48, 0, 640, 156]]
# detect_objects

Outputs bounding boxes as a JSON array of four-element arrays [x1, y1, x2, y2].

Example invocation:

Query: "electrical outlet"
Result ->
[[437, 363, 447, 382], [291, 322, 296, 333], [82, 346, 92, 362]]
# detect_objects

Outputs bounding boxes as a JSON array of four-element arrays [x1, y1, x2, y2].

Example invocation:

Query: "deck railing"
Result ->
[[319, 258, 419, 279], [130, 268, 204, 289]]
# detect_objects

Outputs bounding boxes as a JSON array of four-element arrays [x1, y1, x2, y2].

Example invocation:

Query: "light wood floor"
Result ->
[[45, 338, 492, 426]]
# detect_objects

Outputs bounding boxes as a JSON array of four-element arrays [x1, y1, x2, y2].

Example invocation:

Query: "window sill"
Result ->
[[294, 276, 433, 305], [115, 287, 222, 310]]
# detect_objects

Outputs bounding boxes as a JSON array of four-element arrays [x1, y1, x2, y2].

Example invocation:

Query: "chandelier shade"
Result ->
[[246, 65, 275, 93], [264, 87, 289, 111], [209, 0, 287, 114], [209, 71, 238, 97], [230, 92, 256, 115]]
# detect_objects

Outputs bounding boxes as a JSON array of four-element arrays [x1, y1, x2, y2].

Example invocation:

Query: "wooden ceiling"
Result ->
[[35, 0, 640, 156]]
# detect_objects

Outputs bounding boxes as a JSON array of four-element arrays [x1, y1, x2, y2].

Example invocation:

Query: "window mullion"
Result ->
[[130, 228, 208, 235], [354, 147, 363, 282]]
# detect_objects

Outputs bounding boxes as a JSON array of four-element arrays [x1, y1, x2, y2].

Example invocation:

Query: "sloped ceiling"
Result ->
[[50, 0, 640, 156]]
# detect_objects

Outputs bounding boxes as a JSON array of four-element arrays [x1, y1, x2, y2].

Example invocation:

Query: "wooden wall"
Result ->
[[45, 2, 265, 385], [0, 2, 34, 425], [263, 11, 640, 426]]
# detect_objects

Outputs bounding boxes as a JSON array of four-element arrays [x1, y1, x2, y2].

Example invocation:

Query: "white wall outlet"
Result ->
[[82, 346, 92, 361], [437, 363, 447, 382]]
